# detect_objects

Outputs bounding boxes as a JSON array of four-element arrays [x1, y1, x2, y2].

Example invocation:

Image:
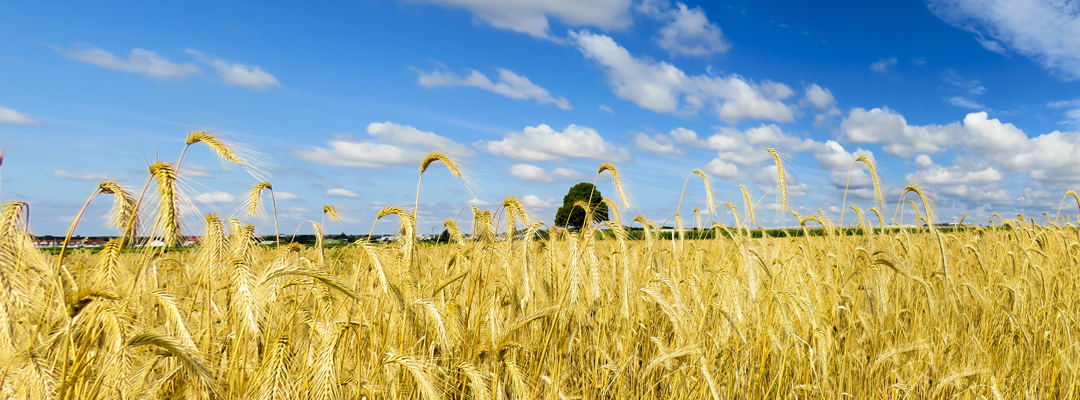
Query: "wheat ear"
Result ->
[[597, 163, 631, 209], [765, 148, 788, 212], [415, 152, 470, 235], [149, 161, 183, 247], [839, 155, 883, 228]]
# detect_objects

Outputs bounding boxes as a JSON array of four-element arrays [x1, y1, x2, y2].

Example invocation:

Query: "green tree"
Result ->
[[554, 182, 609, 230]]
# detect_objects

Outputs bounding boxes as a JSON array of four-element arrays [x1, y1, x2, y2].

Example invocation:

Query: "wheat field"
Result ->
[[1, 133, 1079, 399]]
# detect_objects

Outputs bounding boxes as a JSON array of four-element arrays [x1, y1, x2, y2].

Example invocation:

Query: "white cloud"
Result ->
[[0, 106, 41, 126], [194, 191, 236, 204], [813, 140, 875, 171], [929, 0, 1080, 79], [409, 0, 633, 39], [274, 191, 299, 201], [813, 107, 842, 127], [326, 188, 360, 198], [945, 96, 986, 110], [842, 108, 1080, 183], [840, 107, 960, 157], [653, 2, 731, 57], [482, 123, 631, 162], [631, 127, 707, 155], [568, 29, 796, 123], [915, 154, 935, 169], [468, 197, 494, 207], [906, 161, 1002, 186], [521, 194, 557, 208], [905, 156, 1009, 205], [417, 67, 570, 109], [599, 104, 614, 113], [552, 167, 587, 180], [509, 163, 555, 183], [870, 57, 898, 74], [50, 170, 112, 181], [50, 44, 200, 78], [187, 50, 282, 91], [296, 121, 473, 168], [702, 158, 740, 180], [801, 83, 836, 110], [668, 127, 704, 146], [631, 131, 682, 155]]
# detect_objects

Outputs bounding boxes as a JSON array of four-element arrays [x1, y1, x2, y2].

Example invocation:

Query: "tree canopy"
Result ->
[[554, 182, 609, 229]]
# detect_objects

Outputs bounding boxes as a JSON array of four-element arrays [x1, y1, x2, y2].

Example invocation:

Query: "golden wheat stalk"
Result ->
[[765, 148, 788, 213], [375, 206, 417, 266], [1057, 190, 1080, 220], [597, 163, 631, 209], [56, 180, 138, 269], [180, 131, 266, 180], [98, 181, 138, 237], [441, 219, 465, 244], [55, 189, 100, 268], [738, 185, 756, 228], [246, 182, 279, 245], [893, 183, 935, 226], [149, 161, 183, 247], [0, 148, 7, 202], [322, 204, 339, 229], [502, 196, 532, 231], [839, 155, 884, 228], [415, 152, 470, 235]]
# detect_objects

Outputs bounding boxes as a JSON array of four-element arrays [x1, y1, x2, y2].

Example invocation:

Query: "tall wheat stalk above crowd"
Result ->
[[2, 131, 1079, 398]]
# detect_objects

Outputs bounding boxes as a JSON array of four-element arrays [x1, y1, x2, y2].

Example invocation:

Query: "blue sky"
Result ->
[[4, 0, 1080, 235]]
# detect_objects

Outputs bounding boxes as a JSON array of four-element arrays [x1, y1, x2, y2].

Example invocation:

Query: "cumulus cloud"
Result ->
[[194, 191, 236, 204], [906, 160, 1002, 186], [906, 155, 1009, 205], [650, 2, 731, 57], [568, 29, 796, 123], [813, 107, 842, 127], [521, 194, 557, 208], [840, 107, 960, 157], [49, 44, 201, 78], [417, 67, 570, 109], [50, 170, 112, 181], [409, 0, 633, 39], [801, 83, 836, 110], [0, 106, 41, 126], [702, 158, 740, 180], [631, 131, 681, 155], [870, 57, 898, 74], [509, 163, 555, 183], [599, 104, 614, 113], [697, 123, 879, 189], [707, 124, 822, 167], [296, 121, 473, 168], [482, 124, 631, 162], [842, 108, 1080, 183], [187, 50, 282, 91], [630, 127, 707, 155], [326, 188, 360, 198], [929, 0, 1080, 79]]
